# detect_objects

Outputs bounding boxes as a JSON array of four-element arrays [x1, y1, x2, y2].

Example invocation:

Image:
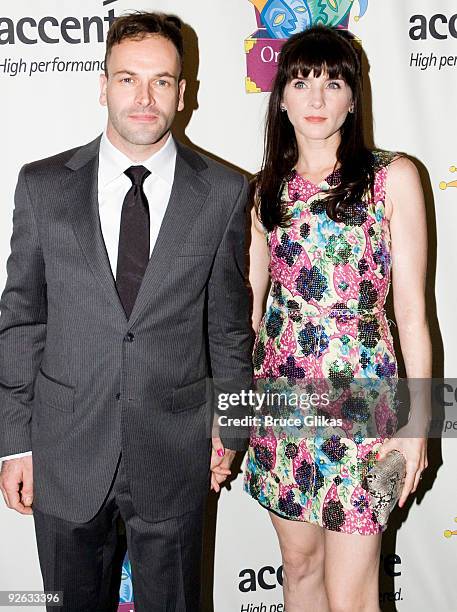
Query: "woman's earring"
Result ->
[[280, 105, 287, 112], [348, 104, 354, 114]]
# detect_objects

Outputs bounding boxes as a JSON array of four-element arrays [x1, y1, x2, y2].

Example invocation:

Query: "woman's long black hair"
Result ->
[[256, 25, 374, 231]]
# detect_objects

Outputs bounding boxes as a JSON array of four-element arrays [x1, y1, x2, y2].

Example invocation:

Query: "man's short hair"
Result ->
[[104, 11, 184, 76]]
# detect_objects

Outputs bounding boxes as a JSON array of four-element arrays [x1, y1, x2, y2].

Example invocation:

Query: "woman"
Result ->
[[243, 26, 430, 612]]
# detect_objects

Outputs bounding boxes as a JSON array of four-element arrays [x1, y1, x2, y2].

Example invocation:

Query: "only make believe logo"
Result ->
[[118, 553, 135, 612], [245, 0, 369, 92]]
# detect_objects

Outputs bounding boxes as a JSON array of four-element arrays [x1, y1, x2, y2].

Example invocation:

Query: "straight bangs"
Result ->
[[281, 32, 358, 88]]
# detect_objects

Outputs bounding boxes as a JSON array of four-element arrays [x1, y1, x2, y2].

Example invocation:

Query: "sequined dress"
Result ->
[[244, 151, 398, 535]]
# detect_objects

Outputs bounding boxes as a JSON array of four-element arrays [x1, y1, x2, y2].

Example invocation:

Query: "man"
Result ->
[[0, 12, 252, 612]]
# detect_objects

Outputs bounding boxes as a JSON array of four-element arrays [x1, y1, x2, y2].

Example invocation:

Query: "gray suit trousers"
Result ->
[[33, 453, 204, 612]]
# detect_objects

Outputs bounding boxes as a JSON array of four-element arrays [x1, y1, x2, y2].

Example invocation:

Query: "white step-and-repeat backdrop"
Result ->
[[0, 1, 456, 611]]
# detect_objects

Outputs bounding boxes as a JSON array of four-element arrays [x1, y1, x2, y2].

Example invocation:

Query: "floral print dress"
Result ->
[[244, 151, 399, 535]]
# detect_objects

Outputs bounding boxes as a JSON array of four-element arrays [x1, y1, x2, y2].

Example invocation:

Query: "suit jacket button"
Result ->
[[115, 393, 121, 400], [125, 332, 135, 342]]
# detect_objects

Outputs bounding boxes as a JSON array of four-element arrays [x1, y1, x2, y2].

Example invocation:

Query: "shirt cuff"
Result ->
[[0, 451, 32, 462]]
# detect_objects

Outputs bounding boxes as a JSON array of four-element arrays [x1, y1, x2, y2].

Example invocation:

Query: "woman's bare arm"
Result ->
[[378, 156, 430, 505]]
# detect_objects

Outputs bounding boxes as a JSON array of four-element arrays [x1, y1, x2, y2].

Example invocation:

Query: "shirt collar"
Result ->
[[98, 131, 177, 189]]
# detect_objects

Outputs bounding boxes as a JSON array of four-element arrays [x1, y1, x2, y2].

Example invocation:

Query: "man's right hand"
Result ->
[[0, 456, 34, 515]]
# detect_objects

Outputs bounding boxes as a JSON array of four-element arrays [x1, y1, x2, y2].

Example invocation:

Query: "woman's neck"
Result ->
[[294, 131, 341, 178]]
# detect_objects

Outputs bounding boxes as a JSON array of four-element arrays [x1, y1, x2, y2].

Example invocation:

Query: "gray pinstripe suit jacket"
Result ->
[[0, 136, 253, 523]]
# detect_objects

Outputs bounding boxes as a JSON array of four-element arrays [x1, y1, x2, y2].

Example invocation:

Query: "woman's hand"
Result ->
[[377, 432, 428, 508], [210, 436, 236, 493]]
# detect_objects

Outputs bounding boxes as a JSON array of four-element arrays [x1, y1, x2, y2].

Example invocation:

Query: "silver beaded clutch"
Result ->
[[365, 450, 406, 527]]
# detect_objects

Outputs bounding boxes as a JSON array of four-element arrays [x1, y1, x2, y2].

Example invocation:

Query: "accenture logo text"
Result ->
[[0, 0, 118, 46], [409, 13, 457, 40], [239, 565, 283, 592]]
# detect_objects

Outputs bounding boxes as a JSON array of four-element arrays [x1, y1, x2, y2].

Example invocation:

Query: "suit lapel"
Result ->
[[63, 137, 127, 321], [127, 144, 210, 327]]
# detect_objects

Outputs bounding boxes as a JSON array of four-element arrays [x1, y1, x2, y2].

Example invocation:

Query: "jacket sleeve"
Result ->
[[0, 166, 47, 456], [207, 175, 254, 451]]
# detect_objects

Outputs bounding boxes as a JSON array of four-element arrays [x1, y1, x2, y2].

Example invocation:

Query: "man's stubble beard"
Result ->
[[109, 109, 173, 147]]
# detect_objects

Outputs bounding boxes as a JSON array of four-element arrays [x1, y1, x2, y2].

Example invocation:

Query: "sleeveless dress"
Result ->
[[244, 151, 399, 535]]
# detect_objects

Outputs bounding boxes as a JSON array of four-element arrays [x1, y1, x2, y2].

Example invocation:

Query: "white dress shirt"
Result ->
[[1, 133, 177, 464], [98, 131, 177, 272]]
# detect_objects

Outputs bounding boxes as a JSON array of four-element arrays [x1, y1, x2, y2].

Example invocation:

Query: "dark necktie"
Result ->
[[116, 165, 151, 318]]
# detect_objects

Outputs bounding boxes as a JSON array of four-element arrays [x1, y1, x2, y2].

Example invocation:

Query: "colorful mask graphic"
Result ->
[[249, 0, 368, 38], [119, 555, 134, 609]]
